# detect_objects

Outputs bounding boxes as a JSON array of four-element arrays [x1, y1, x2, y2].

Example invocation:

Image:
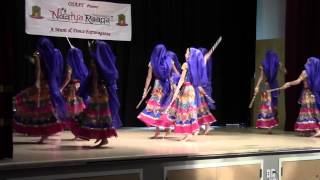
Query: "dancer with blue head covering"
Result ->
[[137, 44, 180, 138], [60, 44, 88, 130], [162, 48, 207, 141], [254, 51, 281, 134], [166, 50, 181, 86], [198, 47, 217, 135], [71, 40, 120, 147], [276, 57, 320, 137], [13, 37, 66, 143]]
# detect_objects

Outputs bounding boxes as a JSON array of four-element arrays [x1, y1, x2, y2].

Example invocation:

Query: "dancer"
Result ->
[[253, 50, 281, 134], [275, 57, 320, 137], [160, 50, 182, 136], [71, 40, 120, 147], [137, 45, 179, 138], [60, 45, 88, 130], [162, 48, 207, 141], [167, 50, 182, 86], [197, 47, 217, 135], [13, 37, 66, 143]]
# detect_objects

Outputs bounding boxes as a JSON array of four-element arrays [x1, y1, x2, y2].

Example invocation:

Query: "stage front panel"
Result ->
[[166, 163, 261, 180], [282, 159, 320, 180], [167, 167, 217, 180], [217, 164, 261, 180], [65, 173, 140, 180]]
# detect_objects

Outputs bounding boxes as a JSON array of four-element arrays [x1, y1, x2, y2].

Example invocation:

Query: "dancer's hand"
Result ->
[[282, 82, 291, 89], [75, 82, 80, 90], [33, 51, 40, 60], [35, 80, 40, 89], [199, 87, 206, 95], [142, 89, 147, 99], [254, 87, 259, 94]]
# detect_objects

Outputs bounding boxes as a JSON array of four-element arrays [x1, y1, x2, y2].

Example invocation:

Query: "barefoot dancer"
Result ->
[[275, 57, 320, 137], [60, 46, 88, 131], [162, 48, 206, 141], [137, 45, 179, 138], [71, 40, 120, 147], [198, 47, 217, 135], [253, 51, 282, 134], [13, 37, 67, 143]]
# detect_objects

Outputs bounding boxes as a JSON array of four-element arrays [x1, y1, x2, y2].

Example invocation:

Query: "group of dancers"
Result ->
[[137, 45, 320, 140], [251, 50, 320, 137], [137, 44, 218, 141], [12, 36, 320, 147], [13, 37, 120, 147]]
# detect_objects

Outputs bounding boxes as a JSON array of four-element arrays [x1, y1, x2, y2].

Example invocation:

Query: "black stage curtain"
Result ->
[[8, 0, 256, 127], [0, 3, 14, 158], [285, 0, 320, 131]]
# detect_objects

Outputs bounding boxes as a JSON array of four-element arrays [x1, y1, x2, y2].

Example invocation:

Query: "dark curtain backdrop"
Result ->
[[285, 0, 320, 131], [0, 3, 13, 158], [7, 0, 256, 129]]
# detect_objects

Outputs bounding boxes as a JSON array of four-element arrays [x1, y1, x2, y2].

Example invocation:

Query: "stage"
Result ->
[[1, 127, 320, 180]]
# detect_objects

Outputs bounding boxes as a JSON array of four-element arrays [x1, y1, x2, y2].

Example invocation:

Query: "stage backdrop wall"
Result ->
[[285, 0, 320, 131], [253, 0, 286, 130], [9, 0, 256, 127]]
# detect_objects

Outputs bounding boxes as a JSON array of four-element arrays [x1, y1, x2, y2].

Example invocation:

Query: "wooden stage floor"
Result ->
[[2, 127, 320, 169]]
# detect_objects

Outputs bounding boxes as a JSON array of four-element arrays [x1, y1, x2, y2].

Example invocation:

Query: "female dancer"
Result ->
[[254, 50, 281, 133], [198, 47, 217, 135], [13, 37, 66, 143], [163, 48, 208, 141], [60, 47, 88, 129], [71, 40, 120, 147], [137, 44, 180, 138], [167, 50, 182, 86], [276, 57, 320, 137]]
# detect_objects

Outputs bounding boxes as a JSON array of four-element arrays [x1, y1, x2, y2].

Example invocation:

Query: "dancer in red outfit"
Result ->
[[13, 37, 67, 143]]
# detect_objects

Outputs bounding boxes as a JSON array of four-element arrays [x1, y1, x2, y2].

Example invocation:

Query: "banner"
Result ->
[[25, 0, 131, 41]]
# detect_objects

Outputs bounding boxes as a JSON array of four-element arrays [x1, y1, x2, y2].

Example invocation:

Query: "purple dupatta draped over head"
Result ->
[[166, 51, 181, 85], [199, 47, 215, 109], [67, 48, 89, 84], [262, 50, 280, 108], [166, 51, 181, 73], [305, 57, 320, 109], [187, 48, 208, 107], [150, 44, 173, 106], [37, 37, 68, 120], [94, 40, 122, 128]]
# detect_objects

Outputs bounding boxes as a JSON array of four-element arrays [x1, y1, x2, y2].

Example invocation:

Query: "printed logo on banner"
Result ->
[[30, 5, 44, 19], [117, 14, 128, 26]]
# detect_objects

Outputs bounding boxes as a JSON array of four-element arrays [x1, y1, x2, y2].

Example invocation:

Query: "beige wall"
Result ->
[[252, 39, 286, 130]]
